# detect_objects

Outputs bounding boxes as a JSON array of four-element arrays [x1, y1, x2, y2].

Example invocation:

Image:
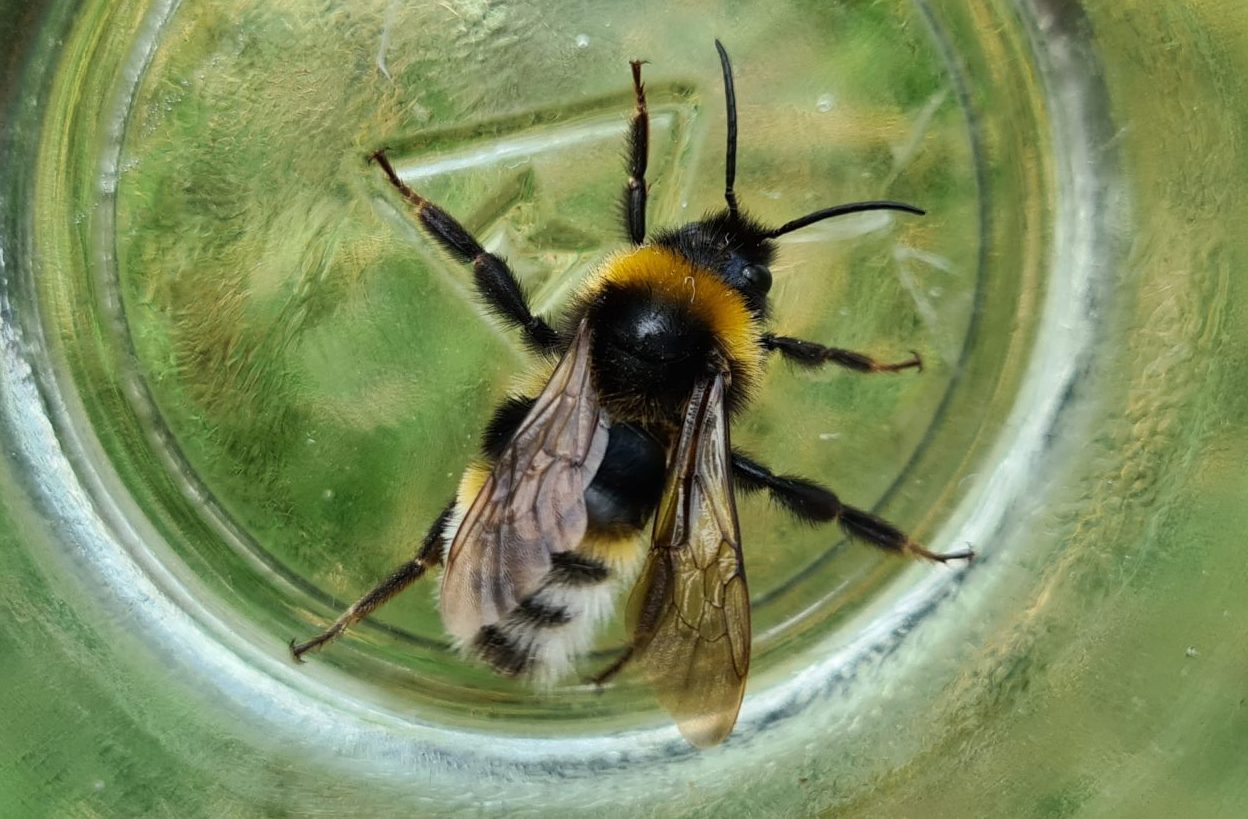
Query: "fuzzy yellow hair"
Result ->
[[577, 245, 762, 383]]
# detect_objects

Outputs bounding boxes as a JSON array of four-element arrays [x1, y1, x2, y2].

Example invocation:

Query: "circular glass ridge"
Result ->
[[0, 0, 1136, 813]]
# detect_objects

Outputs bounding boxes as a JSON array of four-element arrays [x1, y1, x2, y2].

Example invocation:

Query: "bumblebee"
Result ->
[[291, 41, 973, 748]]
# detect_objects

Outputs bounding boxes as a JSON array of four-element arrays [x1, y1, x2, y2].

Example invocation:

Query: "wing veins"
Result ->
[[625, 370, 751, 748], [440, 320, 610, 644]]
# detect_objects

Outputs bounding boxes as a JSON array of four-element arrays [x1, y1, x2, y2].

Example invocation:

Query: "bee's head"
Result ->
[[656, 210, 777, 315], [668, 40, 924, 317]]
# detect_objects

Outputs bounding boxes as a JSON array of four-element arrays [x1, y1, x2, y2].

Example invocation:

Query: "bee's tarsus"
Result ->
[[879, 350, 923, 373], [286, 504, 452, 662], [762, 334, 924, 376], [909, 542, 976, 564], [624, 57, 651, 244], [588, 647, 635, 689], [371, 153, 561, 351]]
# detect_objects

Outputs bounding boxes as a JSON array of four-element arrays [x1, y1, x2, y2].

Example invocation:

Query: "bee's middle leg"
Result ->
[[762, 333, 922, 374], [731, 452, 973, 562]]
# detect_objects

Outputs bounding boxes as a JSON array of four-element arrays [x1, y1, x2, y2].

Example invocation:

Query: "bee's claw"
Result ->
[[289, 638, 308, 664], [875, 350, 923, 373], [938, 546, 976, 564], [907, 541, 976, 564]]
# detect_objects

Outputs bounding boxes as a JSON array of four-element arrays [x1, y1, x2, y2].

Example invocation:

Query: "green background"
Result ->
[[1, 0, 1245, 816]]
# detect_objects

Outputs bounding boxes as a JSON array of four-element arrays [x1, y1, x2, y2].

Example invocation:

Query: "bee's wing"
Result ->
[[626, 370, 750, 748], [441, 320, 610, 643]]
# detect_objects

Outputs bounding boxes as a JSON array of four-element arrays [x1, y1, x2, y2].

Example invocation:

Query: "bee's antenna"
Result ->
[[714, 39, 740, 218], [764, 201, 926, 239]]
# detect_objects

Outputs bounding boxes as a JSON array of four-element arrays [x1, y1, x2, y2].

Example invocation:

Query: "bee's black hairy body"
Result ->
[[583, 283, 717, 417], [552, 207, 779, 433], [484, 395, 667, 534]]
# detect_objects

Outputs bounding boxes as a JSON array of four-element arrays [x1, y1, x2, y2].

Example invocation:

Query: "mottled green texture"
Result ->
[[100, 0, 983, 686], [2, 0, 1246, 816]]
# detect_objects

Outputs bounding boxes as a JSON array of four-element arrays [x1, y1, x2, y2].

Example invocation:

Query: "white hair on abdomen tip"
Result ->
[[468, 551, 625, 684]]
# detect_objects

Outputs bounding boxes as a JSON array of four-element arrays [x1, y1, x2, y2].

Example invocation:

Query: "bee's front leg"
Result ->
[[622, 59, 650, 245], [731, 452, 973, 563], [369, 150, 561, 353]]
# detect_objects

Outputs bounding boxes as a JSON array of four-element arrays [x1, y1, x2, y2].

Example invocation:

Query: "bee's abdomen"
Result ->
[[471, 551, 622, 681], [463, 418, 657, 680], [584, 421, 666, 530], [482, 398, 666, 534]]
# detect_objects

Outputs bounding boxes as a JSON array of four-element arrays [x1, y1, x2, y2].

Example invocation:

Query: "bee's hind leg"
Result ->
[[731, 452, 974, 563], [587, 646, 636, 689], [289, 501, 455, 663]]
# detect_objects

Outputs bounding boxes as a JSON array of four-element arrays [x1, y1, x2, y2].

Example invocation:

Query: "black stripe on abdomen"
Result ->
[[547, 551, 611, 586], [471, 552, 613, 677]]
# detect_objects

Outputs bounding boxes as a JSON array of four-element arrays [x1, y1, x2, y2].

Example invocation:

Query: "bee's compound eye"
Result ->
[[742, 264, 772, 294]]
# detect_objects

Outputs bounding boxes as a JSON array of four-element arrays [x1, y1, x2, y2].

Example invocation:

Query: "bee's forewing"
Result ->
[[627, 371, 750, 748], [441, 320, 610, 643]]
